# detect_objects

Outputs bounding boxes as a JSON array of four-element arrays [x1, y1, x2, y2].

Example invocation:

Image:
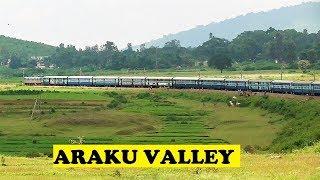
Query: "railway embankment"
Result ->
[[159, 90, 320, 152]]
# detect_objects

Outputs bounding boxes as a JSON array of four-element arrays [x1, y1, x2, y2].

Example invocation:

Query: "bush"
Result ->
[[136, 92, 152, 99], [107, 93, 128, 109], [26, 152, 44, 158], [166, 114, 178, 121], [107, 99, 122, 109], [0, 90, 43, 95], [244, 145, 256, 154], [49, 107, 56, 114], [1, 157, 6, 166]]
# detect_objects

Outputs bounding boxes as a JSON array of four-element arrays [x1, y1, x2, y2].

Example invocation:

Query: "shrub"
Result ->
[[107, 99, 122, 109], [165, 114, 178, 121], [49, 107, 56, 114], [136, 92, 152, 99], [244, 145, 256, 154], [1, 157, 6, 166], [113, 170, 121, 177], [26, 152, 44, 158], [0, 90, 43, 95], [107, 94, 128, 109]]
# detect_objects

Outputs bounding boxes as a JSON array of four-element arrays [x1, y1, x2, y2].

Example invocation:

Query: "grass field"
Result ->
[[0, 86, 282, 156], [0, 84, 319, 178], [0, 143, 319, 179]]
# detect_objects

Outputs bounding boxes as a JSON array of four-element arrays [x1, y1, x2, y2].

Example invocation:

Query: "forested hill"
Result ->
[[139, 2, 320, 48], [0, 35, 55, 58]]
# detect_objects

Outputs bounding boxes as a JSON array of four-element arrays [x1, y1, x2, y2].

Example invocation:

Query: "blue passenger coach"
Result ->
[[66, 76, 93, 86], [146, 77, 173, 87], [248, 80, 271, 92], [271, 80, 292, 93], [225, 79, 248, 91], [291, 81, 312, 95], [23, 76, 320, 96], [119, 76, 147, 87], [172, 77, 200, 89], [312, 82, 320, 95], [93, 76, 118, 87], [200, 78, 225, 89]]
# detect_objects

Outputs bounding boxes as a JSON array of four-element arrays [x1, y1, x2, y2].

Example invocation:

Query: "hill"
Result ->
[[0, 35, 55, 58], [139, 2, 320, 48]]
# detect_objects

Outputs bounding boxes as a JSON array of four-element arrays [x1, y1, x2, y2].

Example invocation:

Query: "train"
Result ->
[[24, 76, 320, 96]]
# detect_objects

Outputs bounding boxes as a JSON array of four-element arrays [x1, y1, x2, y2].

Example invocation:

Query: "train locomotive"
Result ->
[[24, 76, 320, 96]]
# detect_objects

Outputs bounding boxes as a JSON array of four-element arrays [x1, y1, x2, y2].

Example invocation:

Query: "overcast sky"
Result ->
[[0, 0, 316, 48]]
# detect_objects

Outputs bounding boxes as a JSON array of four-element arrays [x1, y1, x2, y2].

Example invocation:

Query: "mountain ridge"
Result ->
[[0, 35, 55, 58], [136, 2, 320, 49]]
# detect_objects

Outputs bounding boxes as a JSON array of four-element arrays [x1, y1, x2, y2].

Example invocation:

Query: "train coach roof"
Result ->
[[120, 76, 147, 79], [24, 76, 43, 79], [291, 81, 313, 84], [93, 76, 119, 79], [43, 76, 68, 78], [272, 80, 293, 83], [249, 79, 271, 83], [200, 77, 225, 81], [68, 76, 93, 78], [225, 79, 248, 82], [173, 77, 200, 80], [146, 77, 173, 80]]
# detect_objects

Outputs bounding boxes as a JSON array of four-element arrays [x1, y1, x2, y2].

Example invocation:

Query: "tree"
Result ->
[[297, 60, 311, 73], [300, 49, 318, 63], [164, 39, 181, 48], [195, 37, 229, 59], [126, 43, 133, 51], [208, 52, 232, 73], [282, 40, 297, 63], [9, 55, 22, 69], [27, 27, 320, 71], [140, 43, 146, 52]]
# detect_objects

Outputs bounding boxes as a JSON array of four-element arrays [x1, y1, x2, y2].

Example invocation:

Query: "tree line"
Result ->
[[3, 28, 320, 72]]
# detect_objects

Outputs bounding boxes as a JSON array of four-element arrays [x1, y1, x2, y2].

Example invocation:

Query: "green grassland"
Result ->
[[0, 143, 319, 179], [0, 86, 282, 156], [0, 85, 319, 178]]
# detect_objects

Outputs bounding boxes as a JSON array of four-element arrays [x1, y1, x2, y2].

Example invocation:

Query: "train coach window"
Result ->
[[202, 81, 224, 85], [292, 84, 311, 89], [226, 82, 237, 86], [313, 85, 320, 90]]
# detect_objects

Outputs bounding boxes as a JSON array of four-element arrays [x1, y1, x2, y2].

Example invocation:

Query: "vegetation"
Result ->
[[297, 60, 311, 73], [0, 84, 319, 178], [141, 2, 320, 48], [0, 85, 319, 155], [0, 35, 55, 68], [0, 28, 319, 76], [208, 52, 232, 73], [0, 86, 285, 156], [43, 28, 320, 72], [0, 133, 319, 179]]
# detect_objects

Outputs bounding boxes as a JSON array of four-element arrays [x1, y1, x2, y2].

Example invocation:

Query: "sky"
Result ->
[[0, 0, 316, 48]]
